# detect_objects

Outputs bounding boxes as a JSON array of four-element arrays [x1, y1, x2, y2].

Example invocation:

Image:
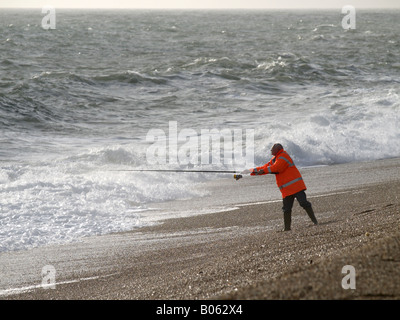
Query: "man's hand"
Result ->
[[240, 169, 251, 174]]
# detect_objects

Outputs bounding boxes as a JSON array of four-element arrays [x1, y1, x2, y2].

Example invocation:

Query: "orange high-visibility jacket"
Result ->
[[251, 149, 306, 198]]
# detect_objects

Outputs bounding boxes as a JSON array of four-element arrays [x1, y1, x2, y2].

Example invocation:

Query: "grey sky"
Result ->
[[1, 0, 400, 9]]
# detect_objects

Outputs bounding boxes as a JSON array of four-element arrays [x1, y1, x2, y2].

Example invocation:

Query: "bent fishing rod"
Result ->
[[108, 168, 244, 180]]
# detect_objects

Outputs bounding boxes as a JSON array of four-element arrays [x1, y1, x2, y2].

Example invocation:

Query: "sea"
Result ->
[[0, 9, 399, 252]]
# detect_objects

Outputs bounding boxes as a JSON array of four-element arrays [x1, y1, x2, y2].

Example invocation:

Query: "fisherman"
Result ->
[[237, 143, 318, 231]]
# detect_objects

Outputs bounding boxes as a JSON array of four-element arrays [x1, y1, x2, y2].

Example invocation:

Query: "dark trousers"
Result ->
[[282, 190, 312, 230], [282, 190, 312, 213]]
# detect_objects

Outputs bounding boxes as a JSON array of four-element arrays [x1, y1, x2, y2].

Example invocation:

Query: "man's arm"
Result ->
[[250, 162, 270, 175], [250, 157, 289, 175]]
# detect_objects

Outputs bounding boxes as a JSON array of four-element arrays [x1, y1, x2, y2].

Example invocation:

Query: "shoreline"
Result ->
[[1, 158, 400, 300]]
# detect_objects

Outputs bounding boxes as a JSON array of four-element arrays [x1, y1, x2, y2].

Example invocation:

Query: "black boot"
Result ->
[[283, 211, 291, 231], [305, 206, 318, 225]]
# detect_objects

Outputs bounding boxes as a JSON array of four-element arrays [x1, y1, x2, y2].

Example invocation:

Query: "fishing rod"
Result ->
[[108, 168, 244, 179], [110, 169, 238, 173]]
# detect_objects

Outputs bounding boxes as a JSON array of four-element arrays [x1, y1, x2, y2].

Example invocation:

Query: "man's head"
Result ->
[[271, 143, 283, 156]]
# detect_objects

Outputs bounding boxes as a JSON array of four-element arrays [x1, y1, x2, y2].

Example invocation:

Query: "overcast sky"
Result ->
[[1, 0, 399, 9]]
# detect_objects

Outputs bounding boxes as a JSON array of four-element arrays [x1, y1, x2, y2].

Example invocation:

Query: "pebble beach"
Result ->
[[1, 158, 399, 301]]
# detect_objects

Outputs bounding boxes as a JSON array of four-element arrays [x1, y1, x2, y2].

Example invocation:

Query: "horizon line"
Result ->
[[1, 6, 399, 10]]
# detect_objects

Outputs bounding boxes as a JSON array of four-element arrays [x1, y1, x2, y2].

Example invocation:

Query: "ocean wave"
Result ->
[[0, 145, 209, 252], [31, 71, 97, 86], [0, 59, 15, 66], [255, 55, 344, 83], [252, 90, 400, 167], [92, 71, 168, 85]]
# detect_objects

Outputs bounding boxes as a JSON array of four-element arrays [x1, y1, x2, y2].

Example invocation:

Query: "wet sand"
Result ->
[[1, 158, 399, 300]]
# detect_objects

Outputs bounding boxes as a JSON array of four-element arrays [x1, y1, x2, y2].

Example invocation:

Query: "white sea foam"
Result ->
[[0, 147, 210, 252], [1, 86, 399, 252], [252, 88, 399, 167]]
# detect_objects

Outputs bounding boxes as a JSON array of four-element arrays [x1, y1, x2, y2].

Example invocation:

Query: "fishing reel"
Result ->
[[234, 174, 242, 181]]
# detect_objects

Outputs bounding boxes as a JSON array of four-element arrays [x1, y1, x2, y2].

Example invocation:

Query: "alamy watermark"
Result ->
[[145, 121, 254, 167], [41, 265, 56, 289], [341, 265, 356, 290], [41, 6, 56, 30], [342, 5, 356, 30]]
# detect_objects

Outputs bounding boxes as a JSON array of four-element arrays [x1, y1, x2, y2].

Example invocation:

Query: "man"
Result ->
[[238, 143, 318, 231]]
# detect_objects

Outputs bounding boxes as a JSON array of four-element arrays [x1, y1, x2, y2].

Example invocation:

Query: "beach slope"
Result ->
[[1, 159, 399, 300]]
